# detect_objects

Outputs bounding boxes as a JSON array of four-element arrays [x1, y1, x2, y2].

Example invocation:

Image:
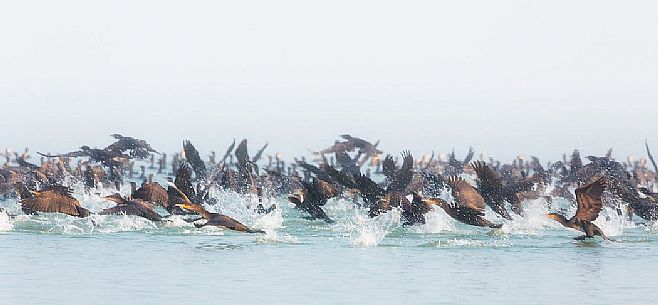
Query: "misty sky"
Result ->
[[1, 1, 657, 162]]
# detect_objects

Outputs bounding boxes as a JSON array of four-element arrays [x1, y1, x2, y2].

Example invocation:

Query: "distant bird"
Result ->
[[646, 140, 658, 183], [339, 134, 383, 165], [17, 184, 90, 217], [105, 134, 158, 159], [182, 140, 207, 179], [547, 176, 608, 240], [444, 147, 474, 176], [39, 146, 125, 169], [234, 139, 257, 194]]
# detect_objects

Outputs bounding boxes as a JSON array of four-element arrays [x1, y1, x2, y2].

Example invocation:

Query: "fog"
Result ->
[[1, 1, 657, 161]]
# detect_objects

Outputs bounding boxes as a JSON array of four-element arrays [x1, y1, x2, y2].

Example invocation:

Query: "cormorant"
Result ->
[[100, 193, 162, 221], [547, 176, 608, 240], [17, 183, 90, 217], [288, 179, 338, 223]]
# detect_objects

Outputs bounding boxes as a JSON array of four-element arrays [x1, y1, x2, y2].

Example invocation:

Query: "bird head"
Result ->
[[547, 213, 568, 224], [422, 198, 446, 208], [174, 203, 206, 215]]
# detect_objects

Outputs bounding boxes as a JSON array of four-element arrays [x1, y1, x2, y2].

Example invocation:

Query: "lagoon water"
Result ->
[[1, 180, 658, 305]]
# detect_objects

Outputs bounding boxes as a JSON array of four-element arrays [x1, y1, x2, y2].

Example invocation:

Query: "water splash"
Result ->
[[406, 209, 456, 234], [499, 198, 557, 236], [339, 207, 402, 247], [0, 211, 13, 231]]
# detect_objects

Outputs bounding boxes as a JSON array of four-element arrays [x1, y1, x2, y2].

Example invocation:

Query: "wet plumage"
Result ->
[[548, 176, 608, 239]]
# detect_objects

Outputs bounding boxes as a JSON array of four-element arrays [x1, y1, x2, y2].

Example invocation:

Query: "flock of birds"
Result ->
[[1, 134, 658, 240]]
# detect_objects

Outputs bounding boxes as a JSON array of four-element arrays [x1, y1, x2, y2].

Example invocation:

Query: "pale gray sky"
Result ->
[[1, 1, 657, 161]]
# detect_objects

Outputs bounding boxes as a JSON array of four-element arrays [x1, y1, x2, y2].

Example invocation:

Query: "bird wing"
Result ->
[[211, 214, 253, 232], [574, 176, 606, 222], [221, 139, 236, 163], [167, 182, 194, 205], [132, 182, 168, 206], [21, 190, 89, 217], [446, 176, 485, 212], [462, 147, 475, 164], [353, 174, 385, 198], [387, 151, 413, 193], [382, 155, 397, 178], [570, 150, 583, 173], [251, 142, 268, 163], [313, 179, 339, 202], [234, 139, 251, 168], [38, 150, 86, 158], [100, 200, 161, 221], [323, 164, 358, 189], [646, 141, 658, 181], [174, 163, 197, 201], [183, 140, 207, 178], [335, 152, 354, 169]]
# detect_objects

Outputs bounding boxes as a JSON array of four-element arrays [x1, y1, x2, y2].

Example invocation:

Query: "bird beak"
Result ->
[[422, 198, 440, 205], [175, 203, 189, 209]]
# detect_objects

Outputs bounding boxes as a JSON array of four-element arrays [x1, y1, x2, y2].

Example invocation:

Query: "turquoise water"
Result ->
[[2, 184, 657, 305]]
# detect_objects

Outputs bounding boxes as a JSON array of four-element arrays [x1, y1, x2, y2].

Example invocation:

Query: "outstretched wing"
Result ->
[[174, 163, 196, 201], [235, 139, 251, 169], [183, 140, 207, 179], [21, 190, 89, 217], [574, 176, 606, 222], [221, 139, 236, 163], [445, 176, 485, 212], [382, 155, 397, 178], [462, 147, 475, 164], [387, 151, 413, 193], [38, 150, 86, 158], [252, 142, 268, 163], [132, 182, 168, 207]]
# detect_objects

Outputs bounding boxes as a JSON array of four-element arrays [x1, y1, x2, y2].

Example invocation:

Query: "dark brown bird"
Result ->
[[18, 184, 90, 217], [175, 202, 263, 233], [288, 179, 338, 223], [182, 140, 207, 179], [39, 146, 125, 169], [434, 175, 501, 228], [547, 176, 608, 240], [169, 184, 263, 233], [131, 182, 169, 209], [445, 176, 486, 212], [105, 134, 158, 159], [347, 151, 414, 216], [471, 161, 542, 219], [400, 192, 435, 226], [422, 197, 502, 229], [100, 193, 162, 221], [339, 134, 383, 165], [444, 147, 474, 176]]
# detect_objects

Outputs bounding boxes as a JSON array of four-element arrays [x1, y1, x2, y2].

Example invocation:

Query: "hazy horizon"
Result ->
[[2, 1, 657, 161]]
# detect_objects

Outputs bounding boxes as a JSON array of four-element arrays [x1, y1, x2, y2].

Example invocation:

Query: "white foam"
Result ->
[[0, 211, 13, 231]]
